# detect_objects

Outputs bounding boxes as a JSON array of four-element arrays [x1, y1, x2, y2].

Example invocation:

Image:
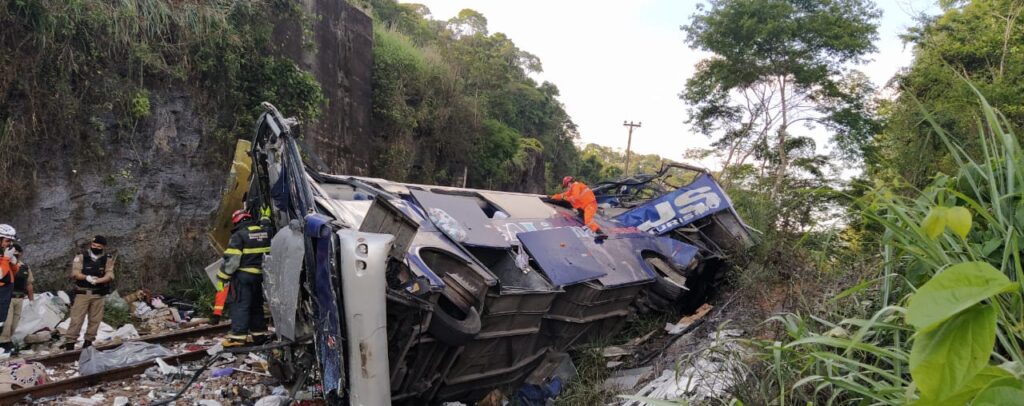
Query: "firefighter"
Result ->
[[61, 235, 115, 351], [0, 224, 19, 346], [550, 176, 608, 240], [217, 209, 271, 347], [0, 244, 32, 354]]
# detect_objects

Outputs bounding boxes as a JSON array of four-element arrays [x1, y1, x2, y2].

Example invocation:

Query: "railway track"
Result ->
[[24, 322, 231, 366], [0, 323, 234, 405]]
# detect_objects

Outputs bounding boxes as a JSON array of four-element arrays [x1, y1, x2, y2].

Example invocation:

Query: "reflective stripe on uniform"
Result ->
[[247, 226, 262, 231], [224, 248, 242, 255], [239, 267, 262, 274], [216, 271, 231, 279], [242, 247, 271, 254]]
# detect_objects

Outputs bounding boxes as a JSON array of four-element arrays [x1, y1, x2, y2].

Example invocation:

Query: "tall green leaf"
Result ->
[[910, 304, 997, 402], [905, 262, 1014, 332]]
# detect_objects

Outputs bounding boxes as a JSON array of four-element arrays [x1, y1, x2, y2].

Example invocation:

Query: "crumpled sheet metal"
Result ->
[[613, 173, 732, 235], [263, 220, 305, 341], [476, 192, 557, 219], [410, 189, 509, 248], [517, 227, 606, 287]]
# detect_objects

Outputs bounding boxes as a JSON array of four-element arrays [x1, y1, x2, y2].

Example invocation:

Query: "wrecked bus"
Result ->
[[209, 103, 754, 404]]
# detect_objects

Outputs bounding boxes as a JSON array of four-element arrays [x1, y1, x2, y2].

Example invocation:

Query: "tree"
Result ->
[[681, 0, 881, 192], [871, 0, 1024, 188], [366, 2, 580, 192]]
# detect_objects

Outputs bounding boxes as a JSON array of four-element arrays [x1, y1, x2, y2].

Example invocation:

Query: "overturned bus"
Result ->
[[209, 103, 755, 404]]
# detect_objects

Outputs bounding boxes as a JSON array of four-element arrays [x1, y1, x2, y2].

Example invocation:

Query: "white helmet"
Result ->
[[0, 224, 15, 240]]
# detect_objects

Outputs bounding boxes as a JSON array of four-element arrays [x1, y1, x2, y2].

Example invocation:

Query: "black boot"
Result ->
[[250, 333, 270, 346], [83, 340, 92, 349], [60, 342, 75, 351], [0, 342, 12, 354]]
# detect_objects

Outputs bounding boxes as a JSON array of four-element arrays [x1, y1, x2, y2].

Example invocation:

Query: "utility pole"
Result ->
[[623, 121, 642, 176]]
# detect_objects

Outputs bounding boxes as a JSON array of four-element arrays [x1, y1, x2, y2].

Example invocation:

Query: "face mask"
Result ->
[[90, 247, 104, 255]]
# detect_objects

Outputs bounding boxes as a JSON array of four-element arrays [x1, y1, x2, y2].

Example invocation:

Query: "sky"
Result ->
[[405, 0, 941, 169]]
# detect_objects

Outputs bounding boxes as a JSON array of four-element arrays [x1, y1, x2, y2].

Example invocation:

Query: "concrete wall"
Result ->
[[272, 0, 374, 175]]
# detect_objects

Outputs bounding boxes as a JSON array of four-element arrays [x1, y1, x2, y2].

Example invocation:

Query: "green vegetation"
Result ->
[[103, 303, 132, 328], [736, 89, 1024, 405], [357, 0, 612, 191], [682, 0, 882, 195], [664, 1, 1024, 404], [871, 0, 1024, 188], [0, 0, 323, 201]]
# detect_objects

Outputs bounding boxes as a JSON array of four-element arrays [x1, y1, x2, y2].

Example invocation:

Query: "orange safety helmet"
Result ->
[[561, 176, 574, 188], [231, 209, 253, 225]]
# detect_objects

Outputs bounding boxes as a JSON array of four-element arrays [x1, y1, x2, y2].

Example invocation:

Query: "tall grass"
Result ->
[[728, 85, 1024, 405]]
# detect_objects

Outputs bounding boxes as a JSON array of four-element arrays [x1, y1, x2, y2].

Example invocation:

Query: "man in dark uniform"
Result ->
[[217, 210, 271, 347], [61, 235, 115, 351]]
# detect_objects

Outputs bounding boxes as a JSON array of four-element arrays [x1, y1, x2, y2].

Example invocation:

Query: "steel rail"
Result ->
[[24, 322, 231, 366], [0, 348, 211, 405]]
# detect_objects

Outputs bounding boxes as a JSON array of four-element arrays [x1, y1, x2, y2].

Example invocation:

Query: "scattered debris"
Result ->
[[601, 346, 635, 358], [603, 366, 654, 391], [13, 292, 66, 344], [623, 329, 747, 405], [66, 394, 105, 406], [113, 396, 130, 406], [517, 352, 575, 406], [476, 389, 505, 406], [232, 367, 272, 377], [104, 292, 131, 312], [665, 303, 713, 334], [524, 352, 577, 386], [626, 329, 657, 347], [0, 359, 47, 392], [154, 357, 183, 375]]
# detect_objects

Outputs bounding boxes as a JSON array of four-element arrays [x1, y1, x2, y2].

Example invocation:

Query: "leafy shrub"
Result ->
[[737, 85, 1024, 405]]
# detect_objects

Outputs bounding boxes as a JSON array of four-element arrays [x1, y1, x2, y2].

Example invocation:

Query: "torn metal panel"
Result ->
[[406, 230, 499, 289], [410, 190, 509, 248], [204, 259, 223, 287], [585, 238, 656, 287], [477, 192, 557, 219], [490, 217, 586, 245], [263, 220, 305, 341], [517, 228, 606, 287], [614, 173, 732, 234], [208, 140, 252, 252], [613, 233, 700, 271], [327, 199, 373, 229], [305, 213, 344, 395]]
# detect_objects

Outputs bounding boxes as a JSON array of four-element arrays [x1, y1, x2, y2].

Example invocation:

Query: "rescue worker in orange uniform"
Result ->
[[550, 176, 608, 240], [0, 225, 20, 343]]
